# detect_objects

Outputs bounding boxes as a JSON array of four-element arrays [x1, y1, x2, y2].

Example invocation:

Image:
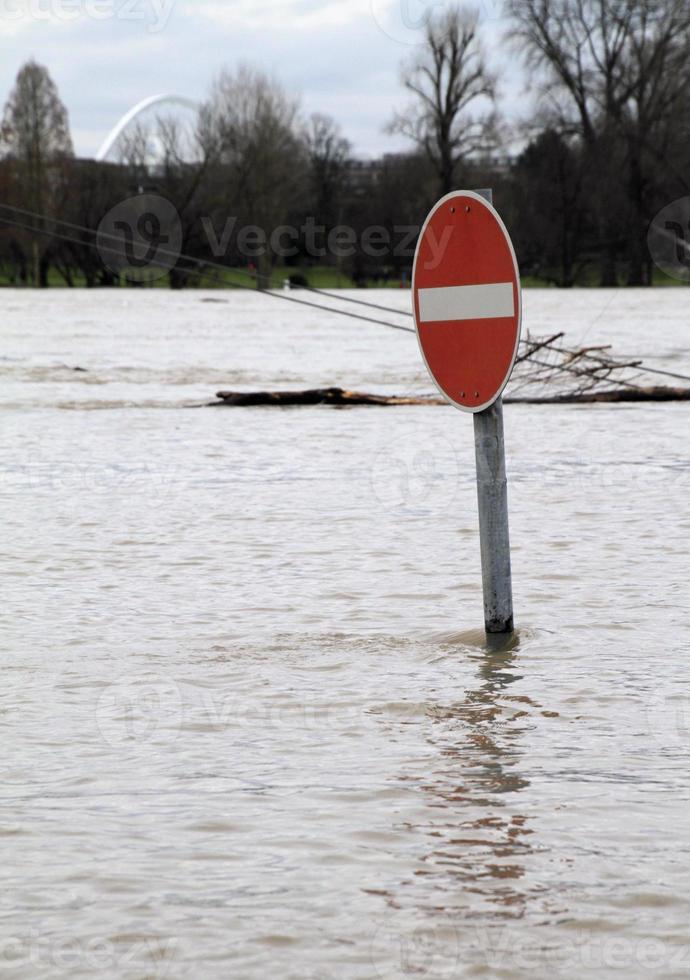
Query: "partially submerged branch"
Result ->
[[211, 387, 444, 407], [209, 384, 690, 408]]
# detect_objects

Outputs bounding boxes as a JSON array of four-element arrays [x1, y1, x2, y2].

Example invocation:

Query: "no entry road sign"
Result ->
[[412, 190, 522, 413]]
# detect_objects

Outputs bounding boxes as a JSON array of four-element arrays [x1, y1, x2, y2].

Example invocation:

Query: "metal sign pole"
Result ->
[[473, 188, 514, 634]]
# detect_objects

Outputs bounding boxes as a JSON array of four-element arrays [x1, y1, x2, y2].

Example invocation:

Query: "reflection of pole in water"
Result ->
[[417, 631, 541, 917]]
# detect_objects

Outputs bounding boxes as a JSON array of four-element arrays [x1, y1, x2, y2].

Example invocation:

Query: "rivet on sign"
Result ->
[[474, 391, 479, 397], [460, 391, 465, 397], [465, 206, 471, 213], [450, 207, 455, 214]]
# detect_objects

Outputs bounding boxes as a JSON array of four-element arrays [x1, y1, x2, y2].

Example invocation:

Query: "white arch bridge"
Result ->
[[96, 94, 199, 162]]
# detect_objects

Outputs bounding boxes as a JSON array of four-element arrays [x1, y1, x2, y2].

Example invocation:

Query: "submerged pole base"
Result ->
[[485, 613, 514, 635]]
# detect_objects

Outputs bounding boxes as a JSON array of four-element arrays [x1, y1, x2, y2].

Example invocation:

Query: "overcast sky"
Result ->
[[0, 0, 522, 159]]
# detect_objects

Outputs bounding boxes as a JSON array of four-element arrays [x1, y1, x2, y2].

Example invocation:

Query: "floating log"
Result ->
[[211, 386, 444, 407], [506, 385, 690, 404], [209, 384, 690, 408]]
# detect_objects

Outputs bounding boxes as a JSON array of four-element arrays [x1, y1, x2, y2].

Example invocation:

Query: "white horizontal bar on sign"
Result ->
[[418, 282, 515, 323]]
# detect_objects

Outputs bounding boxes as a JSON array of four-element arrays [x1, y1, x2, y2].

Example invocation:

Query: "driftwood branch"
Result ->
[[209, 385, 690, 408], [514, 332, 564, 364], [211, 387, 445, 407], [506, 386, 690, 404], [208, 333, 690, 408]]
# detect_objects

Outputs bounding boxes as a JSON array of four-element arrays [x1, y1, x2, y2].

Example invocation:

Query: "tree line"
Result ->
[[2, 0, 690, 289]]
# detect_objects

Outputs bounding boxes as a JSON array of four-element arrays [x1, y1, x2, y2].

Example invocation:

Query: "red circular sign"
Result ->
[[412, 191, 522, 413]]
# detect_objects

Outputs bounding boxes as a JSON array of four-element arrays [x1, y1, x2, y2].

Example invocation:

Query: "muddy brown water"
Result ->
[[2, 288, 690, 978]]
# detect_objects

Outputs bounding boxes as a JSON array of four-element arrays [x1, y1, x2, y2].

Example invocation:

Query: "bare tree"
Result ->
[[114, 119, 153, 191], [155, 112, 221, 288], [54, 159, 128, 287], [507, 0, 690, 285], [512, 128, 589, 287], [202, 65, 305, 286], [303, 113, 351, 234], [1, 60, 73, 286], [617, 2, 690, 283], [389, 5, 496, 197]]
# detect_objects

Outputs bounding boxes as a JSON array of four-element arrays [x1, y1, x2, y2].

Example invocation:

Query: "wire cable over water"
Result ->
[[0, 205, 415, 333], [2, 201, 690, 398]]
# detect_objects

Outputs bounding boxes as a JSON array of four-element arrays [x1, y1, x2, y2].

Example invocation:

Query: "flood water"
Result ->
[[3, 287, 690, 978]]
